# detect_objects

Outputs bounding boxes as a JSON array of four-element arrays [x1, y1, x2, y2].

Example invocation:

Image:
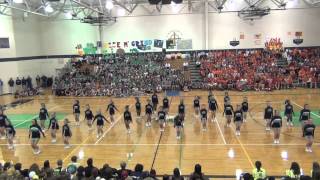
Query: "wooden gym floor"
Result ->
[[0, 88, 319, 178]]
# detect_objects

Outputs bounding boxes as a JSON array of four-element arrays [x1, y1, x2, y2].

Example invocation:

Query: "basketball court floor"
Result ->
[[0, 88, 319, 178]]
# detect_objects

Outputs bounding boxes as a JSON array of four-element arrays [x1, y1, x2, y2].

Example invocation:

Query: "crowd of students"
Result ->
[[0, 158, 319, 180], [53, 54, 190, 97], [199, 48, 320, 91]]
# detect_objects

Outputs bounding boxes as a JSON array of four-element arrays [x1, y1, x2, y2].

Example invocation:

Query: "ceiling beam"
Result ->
[[0, 3, 48, 16], [71, 0, 104, 15]]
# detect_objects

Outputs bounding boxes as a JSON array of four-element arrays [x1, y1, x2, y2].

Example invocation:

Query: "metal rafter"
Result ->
[[71, 0, 104, 15], [0, 3, 48, 17]]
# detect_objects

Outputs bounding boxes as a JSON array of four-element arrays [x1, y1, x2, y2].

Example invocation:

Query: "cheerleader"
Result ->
[[62, 118, 72, 148], [284, 100, 294, 127], [223, 101, 234, 127], [234, 105, 243, 136], [163, 96, 170, 114], [208, 90, 213, 103], [270, 110, 282, 144], [200, 104, 208, 131], [84, 104, 94, 130], [223, 91, 231, 107], [264, 102, 273, 131], [29, 119, 45, 154], [208, 96, 218, 122], [0, 109, 9, 139], [73, 100, 81, 126], [92, 110, 110, 138], [241, 97, 249, 122], [145, 99, 153, 127], [5, 120, 15, 150], [151, 92, 159, 112], [158, 106, 166, 132], [299, 104, 311, 136], [107, 100, 119, 124], [178, 99, 185, 125], [38, 103, 49, 130], [123, 105, 133, 134], [174, 114, 183, 139], [135, 97, 141, 118], [303, 119, 316, 152], [193, 96, 200, 118], [48, 112, 59, 143]]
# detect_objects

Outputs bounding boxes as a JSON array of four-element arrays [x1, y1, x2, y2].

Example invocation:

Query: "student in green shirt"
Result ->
[[252, 161, 266, 180], [286, 162, 301, 179]]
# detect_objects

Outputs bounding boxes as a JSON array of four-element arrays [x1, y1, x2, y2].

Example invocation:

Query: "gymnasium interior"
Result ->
[[0, 0, 320, 179]]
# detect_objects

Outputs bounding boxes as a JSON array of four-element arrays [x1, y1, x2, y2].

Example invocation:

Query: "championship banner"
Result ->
[[154, 39, 164, 48]]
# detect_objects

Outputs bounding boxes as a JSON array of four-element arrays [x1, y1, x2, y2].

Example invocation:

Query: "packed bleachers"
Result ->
[[285, 47, 320, 88], [199, 48, 320, 91], [1, 158, 319, 180], [53, 53, 191, 97], [51, 47, 320, 96]]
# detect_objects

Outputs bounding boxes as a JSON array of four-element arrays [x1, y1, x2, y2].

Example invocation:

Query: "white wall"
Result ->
[[102, 8, 320, 50], [12, 17, 42, 57], [0, 13, 16, 58], [209, 8, 320, 49], [102, 14, 204, 51], [39, 20, 99, 55]]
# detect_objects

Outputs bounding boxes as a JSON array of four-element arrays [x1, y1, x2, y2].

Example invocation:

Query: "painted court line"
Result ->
[[63, 100, 131, 162], [215, 99, 227, 145], [94, 104, 133, 145], [292, 101, 320, 118], [13, 105, 60, 128], [2, 143, 317, 146]]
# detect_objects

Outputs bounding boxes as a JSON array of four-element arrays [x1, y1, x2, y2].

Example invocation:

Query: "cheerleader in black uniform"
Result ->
[[174, 114, 183, 139], [284, 100, 294, 127], [193, 96, 200, 118], [135, 97, 142, 119], [234, 105, 243, 136], [163, 96, 170, 114], [223, 101, 234, 127], [0, 109, 9, 139], [209, 96, 218, 122], [93, 110, 110, 138], [107, 100, 119, 124], [270, 110, 282, 144], [123, 106, 133, 134], [145, 99, 153, 127], [178, 99, 185, 125], [62, 118, 72, 148], [5, 120, 15, 150], [303, 119, 316, 152], [158, 106, 166, 132], [84, 104, 94, 130], [48, 112, 59, 143], [224, 91, 231, 108], [241, 97, 249, 122], [299, 104, 311, 136], [73, 100, 81, 126], [264, 102, 273, 131], [29, 119, 45, 154], [39, 103, 49, 130], [151, 92, 159, 113], [200, 104, 208, 131], [208, 91, 213, 103]]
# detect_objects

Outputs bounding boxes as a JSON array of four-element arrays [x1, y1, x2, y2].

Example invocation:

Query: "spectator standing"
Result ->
[[16, 77, 22, 92], [8, 78, 14, 94]]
